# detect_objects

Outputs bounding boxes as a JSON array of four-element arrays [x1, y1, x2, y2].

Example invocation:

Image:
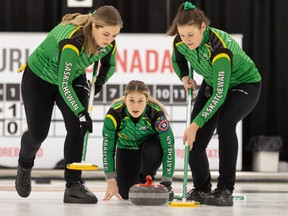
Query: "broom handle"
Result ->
[[81, 61, 98, 162], [182, 69, 193, 201]]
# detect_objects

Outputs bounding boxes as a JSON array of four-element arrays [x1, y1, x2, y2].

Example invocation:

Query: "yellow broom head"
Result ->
[[66, 163, 98, 171], [168, 200, 200, 207]]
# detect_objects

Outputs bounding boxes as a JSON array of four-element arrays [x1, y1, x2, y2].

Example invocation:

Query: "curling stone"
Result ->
[[129, 175, 169, 206]]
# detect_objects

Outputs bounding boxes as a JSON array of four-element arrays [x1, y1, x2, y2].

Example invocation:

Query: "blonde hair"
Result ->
[[166, 3, 210, 36], [61, 5, 123, 55], [112, 80, 169, 116]]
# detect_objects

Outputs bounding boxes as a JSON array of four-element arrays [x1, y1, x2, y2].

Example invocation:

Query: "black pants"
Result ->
[[189, 80, 262, 191], [19, 66, 89, 185], [116, 134, 163, 199]]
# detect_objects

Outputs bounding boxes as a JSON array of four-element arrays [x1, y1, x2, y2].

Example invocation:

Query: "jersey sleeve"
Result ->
[[96, 40, 117, 85], [57, 37, 85, 116], [194, 48, 233, 127], [102, 108, 119, 180], [153, 112, 175, 181], [171, 35, 191, 81]]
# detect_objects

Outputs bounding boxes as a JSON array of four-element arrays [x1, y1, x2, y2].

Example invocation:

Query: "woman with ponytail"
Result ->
[[15, 5, 123, 204], [167, 2, 261, 206]]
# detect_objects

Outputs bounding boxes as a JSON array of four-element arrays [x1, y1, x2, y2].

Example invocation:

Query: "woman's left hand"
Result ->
[[183, 122, 199, 151]]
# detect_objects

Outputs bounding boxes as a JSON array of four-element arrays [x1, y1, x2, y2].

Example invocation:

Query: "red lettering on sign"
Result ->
[[117, 49, 127, 72], [146, 50, 158, 73], [0, 147, 43, 158], [130, 50, 143, 72], [0, 147, 19, 157], [206, 149, 218, 158], [36, 149, 43, 157], [161, 50, 173, 72], [116, 49, 173, 73], [176, 148, 184, 158], [175, 148, 219, 159]]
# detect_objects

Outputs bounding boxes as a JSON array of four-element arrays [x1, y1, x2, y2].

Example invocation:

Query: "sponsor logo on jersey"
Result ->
[[156, 116, 169, 132], [203, 53, 209, 61], [139, 126, 149, 131]]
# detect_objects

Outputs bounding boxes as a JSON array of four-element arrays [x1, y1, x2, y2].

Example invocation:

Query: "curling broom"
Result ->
[[66, 62, 99, 171], [169, 70, 199, 207]]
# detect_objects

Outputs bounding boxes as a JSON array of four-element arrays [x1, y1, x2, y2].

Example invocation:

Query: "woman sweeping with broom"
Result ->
[[101, 80, 175, 201], [15, 5, 123, 204], [167, 2, 261, 206]]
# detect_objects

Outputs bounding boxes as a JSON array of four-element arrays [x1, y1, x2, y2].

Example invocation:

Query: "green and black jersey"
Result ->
[[27, 24, 117, 116], [172, 27, 261, 128], [102, 100, 175, 181]]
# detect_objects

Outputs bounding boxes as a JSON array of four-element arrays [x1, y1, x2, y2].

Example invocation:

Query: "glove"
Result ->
[[78, 110, 93, 135], [160, 181, 174, 201], [94, 79, 104, 96]]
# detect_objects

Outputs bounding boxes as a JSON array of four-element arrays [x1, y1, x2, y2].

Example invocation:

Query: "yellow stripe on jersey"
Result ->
[[62, 44, 79, 56], [106, 114, 117, 128], [111, 43, 117, 54], [212, 53, 231, 65], [68, 26, 80, 39], [176, 41, 184, 46], [205, 44, 211, 57], [113, 100, 125, 110]]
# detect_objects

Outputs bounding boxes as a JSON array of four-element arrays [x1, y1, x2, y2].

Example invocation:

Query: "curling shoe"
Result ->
[[15, 165, 32, 198], [64, 181, 98, 204], [205, 187, 233, 206], [186, 188, 211, 204]]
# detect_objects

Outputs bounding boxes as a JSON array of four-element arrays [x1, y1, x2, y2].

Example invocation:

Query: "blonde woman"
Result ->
[[15, 6, 123, 204], [102, 80, 175, 201]]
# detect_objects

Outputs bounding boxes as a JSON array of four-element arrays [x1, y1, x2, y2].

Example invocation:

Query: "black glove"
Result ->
[[94, 79, 104, 96], [78, 110, 93, 135], [160, 181, 174, 201]]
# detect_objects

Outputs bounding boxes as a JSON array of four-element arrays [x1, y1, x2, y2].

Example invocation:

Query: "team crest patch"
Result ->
[[156, 117, 169, 132]]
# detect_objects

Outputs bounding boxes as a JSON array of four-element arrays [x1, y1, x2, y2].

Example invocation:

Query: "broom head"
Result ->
[[66, 162, 98, 171], [168, 199, 200, 207]]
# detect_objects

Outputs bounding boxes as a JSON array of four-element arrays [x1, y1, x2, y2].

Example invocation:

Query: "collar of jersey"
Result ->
[[199, 27, 210, 48]]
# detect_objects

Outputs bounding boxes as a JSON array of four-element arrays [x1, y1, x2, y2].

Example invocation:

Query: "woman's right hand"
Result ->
[[103, 179, 123, 201], [182, 76, 197, 92]]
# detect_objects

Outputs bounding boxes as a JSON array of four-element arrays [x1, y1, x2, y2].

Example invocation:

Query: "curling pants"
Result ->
[[189, 80, 261, 191], [18, 66, 89, 186]]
